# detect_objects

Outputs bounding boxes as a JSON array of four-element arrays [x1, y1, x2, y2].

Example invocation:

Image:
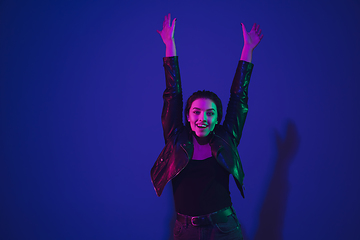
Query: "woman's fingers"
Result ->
[[171, 18, 176, 29], [256, 25, 263, 39], [162, 14, 173, 29], [251, 23, 263, 38], [158, 14, 176, 44], [167, 13, 171, 27], [255, 24, 260, 33], [163, 14, 168, 28], [251, 23, 256, 32], [241, 23, 247, 36]]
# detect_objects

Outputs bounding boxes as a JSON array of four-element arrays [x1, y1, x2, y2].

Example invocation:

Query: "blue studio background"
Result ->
[[1, 0, 360, 239]]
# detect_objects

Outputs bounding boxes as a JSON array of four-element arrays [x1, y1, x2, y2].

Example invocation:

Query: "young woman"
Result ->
[[151, 13, 263, 240]]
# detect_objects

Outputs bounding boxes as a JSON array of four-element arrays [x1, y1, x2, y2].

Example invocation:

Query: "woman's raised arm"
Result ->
[[157, 13, 177, 57], [240, 23, 263, 63]]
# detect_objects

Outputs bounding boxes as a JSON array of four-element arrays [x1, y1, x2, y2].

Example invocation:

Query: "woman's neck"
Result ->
[[193, 134, 211, 145], [192, 134, 212, 160]]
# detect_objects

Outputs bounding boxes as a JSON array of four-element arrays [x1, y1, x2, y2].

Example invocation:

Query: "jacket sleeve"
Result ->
[[223, 60, 254, 147], [161, 56, 183, 144]]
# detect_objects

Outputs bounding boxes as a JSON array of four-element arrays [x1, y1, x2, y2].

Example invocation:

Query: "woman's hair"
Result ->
[[184, 90, 223, 126]]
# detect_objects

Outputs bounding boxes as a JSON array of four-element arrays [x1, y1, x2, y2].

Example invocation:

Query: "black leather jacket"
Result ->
[[151, 56, 253, 198]]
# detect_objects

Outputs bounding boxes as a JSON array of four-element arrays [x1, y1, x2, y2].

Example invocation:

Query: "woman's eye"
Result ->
[[193, 111, 200, 114], [207, 112, 214, 116]]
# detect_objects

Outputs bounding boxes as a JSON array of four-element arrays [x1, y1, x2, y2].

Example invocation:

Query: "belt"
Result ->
[[176, 206, 235, 227]]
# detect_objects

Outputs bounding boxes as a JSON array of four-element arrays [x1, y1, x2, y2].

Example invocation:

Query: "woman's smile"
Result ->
[[196, 123, 208, 128]]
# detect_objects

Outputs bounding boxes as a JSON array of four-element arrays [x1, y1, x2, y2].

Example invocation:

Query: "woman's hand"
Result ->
[[240, 23, 263, 62], [241, 23, 263, 50], [157, 13, 177, 57], [157, 13, 177, 46]]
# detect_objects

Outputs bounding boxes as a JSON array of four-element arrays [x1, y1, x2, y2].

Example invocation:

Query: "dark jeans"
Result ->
[[173, 212, 243, 240]]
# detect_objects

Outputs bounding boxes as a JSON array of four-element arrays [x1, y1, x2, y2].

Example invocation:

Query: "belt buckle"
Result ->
[[191, 216, 202, 226]]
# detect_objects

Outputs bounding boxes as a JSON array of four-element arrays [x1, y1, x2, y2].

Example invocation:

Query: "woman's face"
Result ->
[[187, 98, 218, 137]]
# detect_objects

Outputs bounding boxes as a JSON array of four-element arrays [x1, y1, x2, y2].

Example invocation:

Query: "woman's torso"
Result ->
[[172, 142, 232, 216]]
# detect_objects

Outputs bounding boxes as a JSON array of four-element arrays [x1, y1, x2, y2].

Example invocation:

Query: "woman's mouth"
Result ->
[[196, 123, 208, 128]]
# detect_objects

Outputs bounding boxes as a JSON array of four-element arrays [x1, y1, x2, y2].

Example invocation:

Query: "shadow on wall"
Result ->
[[166, 121, 300, 240], [244, 120, 300, 240]]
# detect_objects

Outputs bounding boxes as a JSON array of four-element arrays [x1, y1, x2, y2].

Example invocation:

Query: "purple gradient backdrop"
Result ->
[[1, 0, 359, 239]]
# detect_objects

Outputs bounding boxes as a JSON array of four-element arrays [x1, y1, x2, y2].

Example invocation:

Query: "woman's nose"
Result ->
[[199, 113, 207, 121]]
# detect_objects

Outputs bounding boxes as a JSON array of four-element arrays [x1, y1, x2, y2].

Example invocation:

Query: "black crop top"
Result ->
[[172, 156, 232, 216]]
